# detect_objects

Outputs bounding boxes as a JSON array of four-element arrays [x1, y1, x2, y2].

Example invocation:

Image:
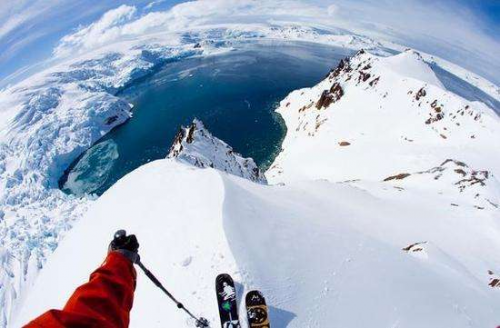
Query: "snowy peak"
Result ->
[[168, 119, 266, 183], [326, 48, 443, 91], [379, 49, 444, 88]]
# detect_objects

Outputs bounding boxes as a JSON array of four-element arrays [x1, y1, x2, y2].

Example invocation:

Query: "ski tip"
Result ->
[[245, 290, 266, 305], [215, 273, 234, 283]]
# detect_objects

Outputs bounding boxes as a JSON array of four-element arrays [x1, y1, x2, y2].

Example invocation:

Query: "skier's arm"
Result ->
[[25, 231, 140, 328]]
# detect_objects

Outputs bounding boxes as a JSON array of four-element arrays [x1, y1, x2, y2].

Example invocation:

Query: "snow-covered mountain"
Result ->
[[267, 50, 500, 192], [383, 158, 500, 210], [168, 119, 266, 183], [1, 15, 500, 328]]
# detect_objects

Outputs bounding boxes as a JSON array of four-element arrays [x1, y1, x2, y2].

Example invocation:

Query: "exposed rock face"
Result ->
[[315, 90, 332, 109], [168, 119, 267, 184], [415, 87, 427, 101], [402, 241, 427, 253], [488, 271, 500, 288], [315, 83, 344, 110], [383, 173, 411, 181]]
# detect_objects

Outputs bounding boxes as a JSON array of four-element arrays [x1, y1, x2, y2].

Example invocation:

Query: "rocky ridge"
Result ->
[[168, 119, 266, 184]]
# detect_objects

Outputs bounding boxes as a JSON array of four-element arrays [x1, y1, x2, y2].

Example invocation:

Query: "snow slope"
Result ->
[[13, 71, 500, 325], [13, 159, 500, 327]]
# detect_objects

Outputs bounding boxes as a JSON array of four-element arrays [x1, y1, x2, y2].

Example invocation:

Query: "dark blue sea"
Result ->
[[60, 41, 353, 196]]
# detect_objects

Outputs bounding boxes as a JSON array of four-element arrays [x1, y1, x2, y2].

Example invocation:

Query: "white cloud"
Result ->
[[0, 0, 64, 39], [54, 5, 138, 57], [327, 4, 338, 16], [0, 0, 122, 86], [53, 0, 333, 57], [10, 0, 500, 84], [144, 0, 169, 11]]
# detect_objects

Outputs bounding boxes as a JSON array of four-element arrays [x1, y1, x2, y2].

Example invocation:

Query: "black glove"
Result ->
[[109, 230, 140, 263]]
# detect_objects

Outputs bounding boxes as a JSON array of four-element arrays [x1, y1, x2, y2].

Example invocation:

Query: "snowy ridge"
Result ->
[[13, 160, 500, 327], [377, 41, 500, 105], [168, 119, 266, 184]]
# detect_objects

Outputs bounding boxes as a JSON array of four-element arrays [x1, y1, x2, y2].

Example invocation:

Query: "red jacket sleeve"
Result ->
[[24, 251, 136, 328]]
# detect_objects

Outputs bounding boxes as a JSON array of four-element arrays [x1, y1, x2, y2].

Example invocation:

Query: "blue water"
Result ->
[[60, 41, 354, 196]]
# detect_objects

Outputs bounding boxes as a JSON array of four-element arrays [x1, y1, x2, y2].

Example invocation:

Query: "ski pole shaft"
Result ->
[[137, 261, 181, 304], [136, 260, 209, 327]]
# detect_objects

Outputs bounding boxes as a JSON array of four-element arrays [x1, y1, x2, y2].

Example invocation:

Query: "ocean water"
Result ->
[[60, 41, 354, 196]]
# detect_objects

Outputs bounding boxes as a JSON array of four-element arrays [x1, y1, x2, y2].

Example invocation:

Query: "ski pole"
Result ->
[[136, 260, 210, 327]]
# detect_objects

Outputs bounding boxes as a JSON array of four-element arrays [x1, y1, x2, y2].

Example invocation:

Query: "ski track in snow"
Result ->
[[0, 20, 499, 328]]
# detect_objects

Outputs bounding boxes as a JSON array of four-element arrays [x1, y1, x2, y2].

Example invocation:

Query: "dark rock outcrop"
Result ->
[[316, 83, 344, 109]]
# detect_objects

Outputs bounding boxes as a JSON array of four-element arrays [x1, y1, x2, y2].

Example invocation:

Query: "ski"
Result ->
[[215, 273, 241, 328], [245, 290, 270, 328]]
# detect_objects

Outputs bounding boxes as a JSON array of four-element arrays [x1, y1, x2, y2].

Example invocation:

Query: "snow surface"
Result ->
[[13, 159, 500, 327], [11, 49, 500, 325], [378, 51, 444, 89], [1, 15, 500, 328]]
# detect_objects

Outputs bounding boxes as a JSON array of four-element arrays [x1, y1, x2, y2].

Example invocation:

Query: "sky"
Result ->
[[468, 0, 500, 36], [0, 0, 498, 87]]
